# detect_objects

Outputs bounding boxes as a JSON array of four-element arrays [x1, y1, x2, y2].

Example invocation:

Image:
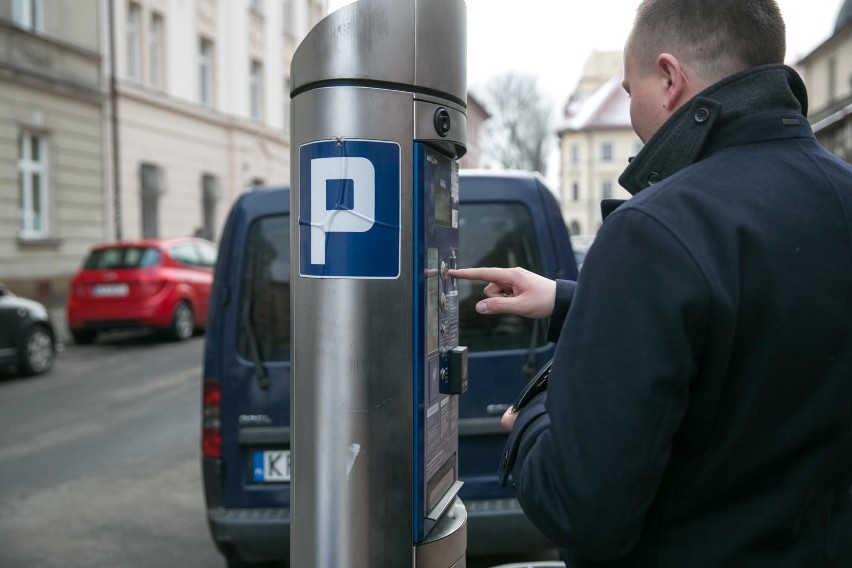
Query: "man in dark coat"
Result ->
[[450, 0, 852, 565]]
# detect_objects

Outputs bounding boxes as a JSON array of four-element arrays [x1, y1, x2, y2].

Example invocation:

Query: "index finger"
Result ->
[[448, 267, 512, 283]]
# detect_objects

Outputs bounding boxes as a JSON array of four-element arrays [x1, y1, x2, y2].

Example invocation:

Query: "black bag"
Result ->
[[498, 359, 553, 487], [512, 358, 552, 411]]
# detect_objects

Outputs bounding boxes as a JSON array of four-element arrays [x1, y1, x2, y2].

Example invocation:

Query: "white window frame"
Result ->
[[250, 60, 263, 121], [149, 12, 164, 89], [18, 131, 49, 239], [13, 0, 43, 31], [127, 3, 142, 81], [199, 37, 213, 106]]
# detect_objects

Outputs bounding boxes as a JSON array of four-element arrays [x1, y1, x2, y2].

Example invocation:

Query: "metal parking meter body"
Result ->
[[289, 0, 468, 566]]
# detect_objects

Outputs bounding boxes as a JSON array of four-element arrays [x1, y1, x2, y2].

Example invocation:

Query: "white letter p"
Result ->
[[310, 157, 376, 265]]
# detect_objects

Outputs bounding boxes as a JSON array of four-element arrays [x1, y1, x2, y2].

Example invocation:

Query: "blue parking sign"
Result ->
[[299, 140, 401, 278]]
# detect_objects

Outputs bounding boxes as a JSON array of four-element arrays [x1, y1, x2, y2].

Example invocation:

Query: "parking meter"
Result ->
[[289, 0, 468, 566]]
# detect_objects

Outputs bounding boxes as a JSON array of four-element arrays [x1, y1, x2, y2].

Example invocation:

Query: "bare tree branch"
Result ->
[[480, 73, 553, 175]]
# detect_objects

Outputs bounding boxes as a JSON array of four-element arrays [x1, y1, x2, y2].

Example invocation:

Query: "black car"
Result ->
[[0, 283, 56, 376]]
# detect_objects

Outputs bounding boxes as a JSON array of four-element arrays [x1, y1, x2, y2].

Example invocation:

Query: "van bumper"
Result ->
[[465, 497, 556, 556], [207, 506, 290, 564]]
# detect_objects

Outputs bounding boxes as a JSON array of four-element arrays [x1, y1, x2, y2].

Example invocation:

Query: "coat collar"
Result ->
[[616, 64, 808, 198]]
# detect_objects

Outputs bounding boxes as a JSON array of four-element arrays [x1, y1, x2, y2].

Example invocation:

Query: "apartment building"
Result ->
[[109, 0, 326, 243], [0, 0, 326, 320], [0, 0, 105, 306], [557, 2, 852, 240], [798, 0, 852, 164], [557, 51, 641, 236], [460, 92, 490, 169]]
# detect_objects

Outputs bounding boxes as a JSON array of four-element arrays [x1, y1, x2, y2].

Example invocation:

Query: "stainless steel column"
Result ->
[[290, 0, 467, 566]]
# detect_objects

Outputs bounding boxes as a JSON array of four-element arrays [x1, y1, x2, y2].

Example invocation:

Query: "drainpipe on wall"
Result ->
[[108, 0, 123, 241]]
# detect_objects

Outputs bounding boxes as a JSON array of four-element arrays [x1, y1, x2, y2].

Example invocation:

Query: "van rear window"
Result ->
[[83, 247, 161, 269], [238, 214, 290, 362], [235, 203, 545, 359], [457, 202, 547, 352]]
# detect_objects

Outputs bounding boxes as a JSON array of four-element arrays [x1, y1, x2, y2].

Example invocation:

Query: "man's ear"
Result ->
[[657, 53, 688, 113]]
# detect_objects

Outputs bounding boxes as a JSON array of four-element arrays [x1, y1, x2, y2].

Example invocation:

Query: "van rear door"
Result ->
[[213, 188, 292, 509], [456, 173, 577, 503]]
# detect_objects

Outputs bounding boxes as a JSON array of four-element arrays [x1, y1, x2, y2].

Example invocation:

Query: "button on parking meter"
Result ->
[[448, 345, 468, 394]]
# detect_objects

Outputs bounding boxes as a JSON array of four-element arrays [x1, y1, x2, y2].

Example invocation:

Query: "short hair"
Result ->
[[629, 0, 786, 80]]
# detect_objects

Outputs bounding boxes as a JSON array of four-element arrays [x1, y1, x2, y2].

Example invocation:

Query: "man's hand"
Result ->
[[501, 406, 518, 431], [448, 267, 556, 319]]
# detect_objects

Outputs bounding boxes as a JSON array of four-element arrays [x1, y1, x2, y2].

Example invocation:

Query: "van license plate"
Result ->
[[253, 450, 290, 482]]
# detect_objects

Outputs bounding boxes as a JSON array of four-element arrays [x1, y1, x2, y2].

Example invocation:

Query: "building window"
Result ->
[[127, 3, 141, 81], [140, 163, 164, 238], [309, 0, 323, 24], [149, 13, 164, 89], [569, 221, 581, 236], [602, 180, 613, 200], [199, 37, 213, 106], [201, 173, 221, 241], [571, 182, 579, 202], [634, 140, 644, 156], [828, 56, 837, 102], [250, 0, 263, 14], [601, 142, 613, 162], [282, 0, 295, 37], [571, 144, 579, 164], [17, 131, 48, 239], [13, 0, 43, 31], [250, 60, 263, 121]]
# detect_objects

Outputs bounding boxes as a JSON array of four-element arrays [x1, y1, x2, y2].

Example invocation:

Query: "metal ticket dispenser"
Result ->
[[289, 0, 468, 566]]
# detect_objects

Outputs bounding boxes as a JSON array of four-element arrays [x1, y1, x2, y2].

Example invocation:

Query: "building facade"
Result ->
[[557, 51, 641, 236], [798, 0, 852, 164], [0, 0, 105, 307], [0, 0, 326, 322], [109, 0, 326, 243]]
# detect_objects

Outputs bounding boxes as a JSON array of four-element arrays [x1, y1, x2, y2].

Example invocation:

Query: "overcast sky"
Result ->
[[326, 0, 847, 104]]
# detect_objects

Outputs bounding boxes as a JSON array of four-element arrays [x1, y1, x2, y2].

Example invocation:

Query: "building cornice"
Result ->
[[117, 82, 289, 144]]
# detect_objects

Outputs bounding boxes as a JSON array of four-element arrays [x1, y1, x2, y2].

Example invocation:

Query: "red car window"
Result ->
[[83, 247, 161, 269]]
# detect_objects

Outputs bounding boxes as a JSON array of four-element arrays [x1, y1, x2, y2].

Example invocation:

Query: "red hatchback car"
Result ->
[[67, 237, 217, 344]]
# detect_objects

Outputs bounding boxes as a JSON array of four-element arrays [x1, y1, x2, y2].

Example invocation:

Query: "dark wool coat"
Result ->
[[502, 65, 852, 567]]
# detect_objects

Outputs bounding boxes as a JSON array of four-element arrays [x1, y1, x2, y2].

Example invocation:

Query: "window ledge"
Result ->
[[17, 236, 63, 248]]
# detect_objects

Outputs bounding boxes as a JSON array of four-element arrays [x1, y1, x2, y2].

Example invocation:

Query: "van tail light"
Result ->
[[202, 381, 222, 458]]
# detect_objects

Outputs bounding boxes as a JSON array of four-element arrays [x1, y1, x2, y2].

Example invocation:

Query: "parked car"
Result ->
[[0, 283, 56, 376], [201, 174, 578, 566], [66, 237, 217, 344]]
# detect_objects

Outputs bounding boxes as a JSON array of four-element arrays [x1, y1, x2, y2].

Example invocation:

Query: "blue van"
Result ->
[[201, 171, 578, 566]]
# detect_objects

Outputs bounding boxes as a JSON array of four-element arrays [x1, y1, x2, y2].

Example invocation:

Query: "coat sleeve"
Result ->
[[547, 279, 577, 343], [509, 206, 710, 562]]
